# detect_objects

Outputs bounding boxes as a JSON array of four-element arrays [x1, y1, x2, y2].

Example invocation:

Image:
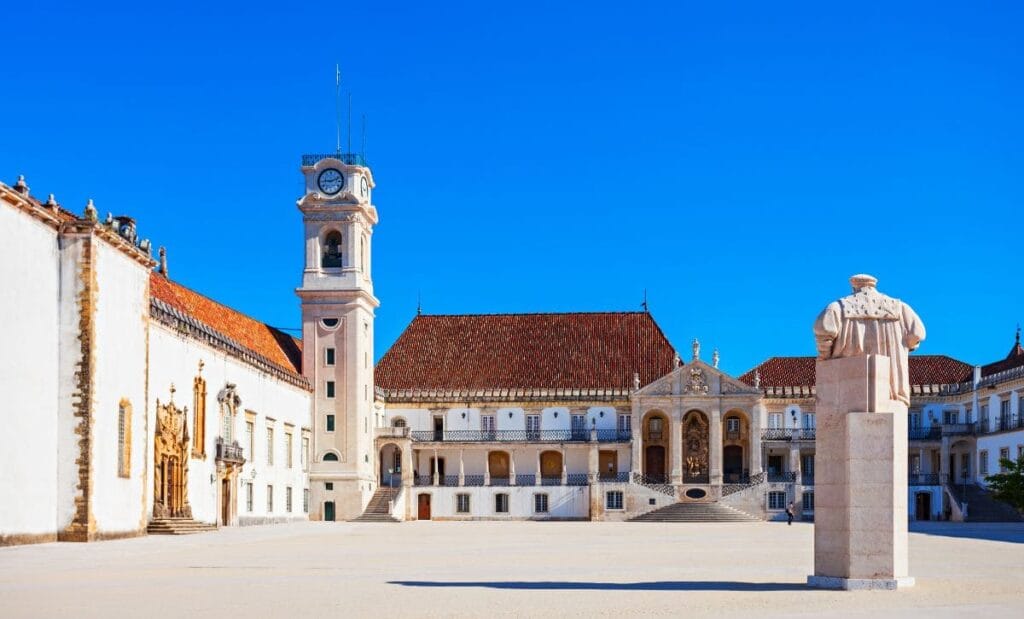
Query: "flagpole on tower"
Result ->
[[335, 64, 342, 155]]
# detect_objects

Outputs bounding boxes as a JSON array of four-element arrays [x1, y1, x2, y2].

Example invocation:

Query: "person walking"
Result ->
[[785, 502, 794, 526]]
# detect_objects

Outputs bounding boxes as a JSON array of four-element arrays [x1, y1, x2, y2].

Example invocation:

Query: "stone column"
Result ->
[[432, 449, 439, 486], [588, 442, 599, 482], [631, 402, 642, 476], [484, 452, 491, 486], [709, 407, 723, 485], [458, 449, 465, 486], [670, 414, 683, 484], [561, 447, 568, 485], [939, 436, 950, 483], [510, 450, 517, 486], [536, 448, 543, 483], [750, 403, 764, 475], [809, 354, 913, 590]]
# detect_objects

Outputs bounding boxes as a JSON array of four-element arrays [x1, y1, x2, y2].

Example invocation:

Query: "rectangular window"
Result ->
[[571, 414, 587, 437], [456, 494, 470, 514], [768, 491, 787, 510], [1001, 399, 1011, 416], [495, 493, 509, 513], [648, 417, 663, 439], [286, 433, 294, 468], [534, 493, 549, 513], [981, 405, 989, 425], [303, 489, 310, 513], [326, 381, 336, 398], [267, 427, 274, 466], [1019, 445, 1024, 461], [325, 482, 334, 491], [802, 412, 816, 429], [802, 491, 815, 511], [325, 347, 336, 366], [326, 414, 335, 432], [266, 485, 273, 512], [945, 409, 959, 425], [909, 412, 921, 428], [979, 450, 988, 475], [302, 436, 310, 469], [481, 414, 496, 436], [768, 413, 782, 429], [961, 453, 971, 479], [286, 487, 293, 513], [246, 421, 255, 460], [245, 482, 253, 512], [606, 491, 624, 510], [726, 417, 740, 433], [617, 414, 631, 433], [526, 414, 541, 439], [1000, 448, 1010, 472], [117, 403, 131, 478]]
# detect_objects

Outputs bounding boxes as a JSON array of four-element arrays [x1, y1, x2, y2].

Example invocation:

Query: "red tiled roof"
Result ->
[[980, 331, 1024, 377], [375, 312, 677, 392], [740, 354, 973, 388], [149, 272, 303, 379]]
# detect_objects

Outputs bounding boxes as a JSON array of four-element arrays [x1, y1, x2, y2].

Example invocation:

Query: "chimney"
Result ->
[[159, 246, 169, 278]]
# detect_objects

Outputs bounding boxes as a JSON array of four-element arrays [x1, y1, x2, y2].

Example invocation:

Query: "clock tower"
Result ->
[[297, 153, 378, 521]]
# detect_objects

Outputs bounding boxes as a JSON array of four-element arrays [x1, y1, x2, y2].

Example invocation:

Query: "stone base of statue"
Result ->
[[807, 354, 913, 590]]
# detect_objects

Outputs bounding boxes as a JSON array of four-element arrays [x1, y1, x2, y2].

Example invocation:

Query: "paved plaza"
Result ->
[[1, 521, 1023, 618]]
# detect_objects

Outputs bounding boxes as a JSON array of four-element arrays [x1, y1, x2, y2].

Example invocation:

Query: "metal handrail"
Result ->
[[301, 152, 368, 167], [908, 473, 941, 486], [761, 428, 816, 441], [566, 473, 590, 486], [409, 429, 631, 443], [767, 471, 798, 483]]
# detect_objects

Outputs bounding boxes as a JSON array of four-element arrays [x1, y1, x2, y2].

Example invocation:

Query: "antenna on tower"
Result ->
[[347, 92, 353, 155], [335, 64, 342, 155], [417, 291, 422, 316]]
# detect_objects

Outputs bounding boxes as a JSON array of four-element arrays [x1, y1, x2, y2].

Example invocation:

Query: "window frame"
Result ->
[[326, 381, 336, 399], [533, 493, 549, 514], [456, 493, 471, 514], [266, 484, 274, 512], [495, 493, 509, 514], [605, 490, 624, 511], [768, 491, 787, 511], [325, 347, 336, 366]]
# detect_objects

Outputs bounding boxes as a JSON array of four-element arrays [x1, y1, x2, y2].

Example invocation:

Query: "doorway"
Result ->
[[768, 454, 783, 475], [417, 494, 431, 520], [433, 417, 444, 441], [429, 457, 446, 484], [599, 450, 618, 480], [324, 501, 336, 522], [540, 451, 563, 479], [723, 445, 743, 482], [915, 492, 931, 520], [645, 445, 666, 483], [488, 451, 510, 479], [221, 479, 230, 525]]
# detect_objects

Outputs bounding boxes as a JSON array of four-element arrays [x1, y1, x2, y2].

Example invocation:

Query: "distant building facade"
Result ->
[[2, 153, 1021, 544]]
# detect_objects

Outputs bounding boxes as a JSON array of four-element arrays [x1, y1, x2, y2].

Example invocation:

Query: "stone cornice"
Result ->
[[377, 387, 633, 405]]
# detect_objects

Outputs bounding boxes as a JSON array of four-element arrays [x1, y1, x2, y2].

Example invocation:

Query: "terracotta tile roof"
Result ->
[[375, 312, 677, 392], [980, 329, 1024, 377], [739, 354, 973, 388], [149, 272, 304, 381]]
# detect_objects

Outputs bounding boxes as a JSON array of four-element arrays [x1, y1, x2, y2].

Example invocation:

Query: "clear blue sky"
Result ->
[[4, 1, 1022, 376]]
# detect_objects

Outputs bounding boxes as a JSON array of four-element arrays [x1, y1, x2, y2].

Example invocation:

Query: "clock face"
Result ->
[[317, 169, 344, 195], [360, 176, 369, 198]]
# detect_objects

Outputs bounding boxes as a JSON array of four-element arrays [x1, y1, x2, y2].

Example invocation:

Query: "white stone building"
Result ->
[[3, 150, 1021, 544]]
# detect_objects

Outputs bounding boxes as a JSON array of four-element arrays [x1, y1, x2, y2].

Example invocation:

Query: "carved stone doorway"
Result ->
[[153, 399, 192, 519], [682, 410, 710, 484]]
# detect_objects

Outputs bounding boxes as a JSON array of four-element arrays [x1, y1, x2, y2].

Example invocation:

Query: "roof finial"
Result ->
[[84, 199, 98, 222], [753, 368, 761, 389], [416, 290, 422, 316], [158, 246, 169, 278], [14, 174, 29, 196], [45, 193, 58, 209], [712, 348, 720, 369], [691, 338, 700, 361], [632, 372, 641, 391]]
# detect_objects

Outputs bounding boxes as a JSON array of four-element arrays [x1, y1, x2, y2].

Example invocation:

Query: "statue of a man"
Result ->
[[813, 274, 926, 405]]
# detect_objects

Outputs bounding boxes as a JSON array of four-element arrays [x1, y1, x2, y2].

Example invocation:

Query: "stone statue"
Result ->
[[691, 338, 700, 360], [712, 349, 720, 369], [813, 274, 926, 405]]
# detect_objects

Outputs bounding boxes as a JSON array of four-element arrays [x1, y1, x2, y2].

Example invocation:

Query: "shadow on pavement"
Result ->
[[389, 581, 811, 592], [910, 522, 1024, 544]]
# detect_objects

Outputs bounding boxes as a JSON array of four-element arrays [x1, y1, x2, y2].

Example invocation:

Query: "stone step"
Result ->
[[147, 518, 218, 535], [630, 502, 760, 523], [351, 489, 400, 522]]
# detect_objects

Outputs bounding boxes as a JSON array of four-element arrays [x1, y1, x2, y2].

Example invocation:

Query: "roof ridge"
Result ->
[[416, 310, 651, 318], [150, 272, 293, 339]]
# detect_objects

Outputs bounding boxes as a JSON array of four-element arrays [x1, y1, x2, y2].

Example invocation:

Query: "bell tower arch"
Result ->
[[297, 153, 379, 521]]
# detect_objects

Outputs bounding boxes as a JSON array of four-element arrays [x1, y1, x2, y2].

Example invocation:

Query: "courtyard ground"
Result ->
[[1, 520, 1022, 618]]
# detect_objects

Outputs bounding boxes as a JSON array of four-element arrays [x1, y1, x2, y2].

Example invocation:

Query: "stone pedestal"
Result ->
[[808, 354, 914, 590]]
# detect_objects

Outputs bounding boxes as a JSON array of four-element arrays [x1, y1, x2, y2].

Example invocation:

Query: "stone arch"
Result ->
[[722, 408, 751, 482], [391, 417, 407, 428], [682, 409, 710, 484], [321, 450, 341, 462], [379, 442, 402, 486], [540, 450, 563, 479], [488, 450, 511, 480], [641, 410, 670, 483], [322, 229, 343, 268], [153, 398, 191, 519]]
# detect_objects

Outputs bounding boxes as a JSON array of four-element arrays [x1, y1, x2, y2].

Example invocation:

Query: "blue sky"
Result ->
[[3, 1, 1022, 376]]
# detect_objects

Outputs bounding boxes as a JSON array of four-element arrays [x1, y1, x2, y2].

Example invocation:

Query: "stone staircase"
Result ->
[[946, 483, 1023, 522], [351, 487, 400, 522], [629, 501, 760, 523], [147, 517, 218, 535]]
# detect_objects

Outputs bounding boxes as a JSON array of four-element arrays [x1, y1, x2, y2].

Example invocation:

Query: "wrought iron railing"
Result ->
[[215, 438, 245, 463], [908, 427, 942, 440], [463, 475, 485, 487], [442, 475, 459, 487], [413, 475, 433, 486], [301, 152, 368, 167], [599, 471, 630, 483], [540, 476, 562, 486], [683, 473, 710, 484], [490, 477, 511, 487], [767, 471, 798, 483], [992, 414, 1024, 433], [566, 473, 590, 486], [908, 473, 941, 486], [800, 474, 815, 486], [942, 423, 977, 436], [721, 472, 766, 496], [409, 430, 631, 443], [761, 428, 816, 441], [631, 473, 675, 496], [515, 474, 536, 486]]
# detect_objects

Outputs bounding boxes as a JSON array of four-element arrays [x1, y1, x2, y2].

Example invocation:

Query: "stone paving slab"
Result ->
[[1, 521, 1023, 618]]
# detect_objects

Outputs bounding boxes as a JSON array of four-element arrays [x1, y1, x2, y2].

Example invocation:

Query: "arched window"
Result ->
[[392, 418, 407, 428], [322, 231, 343, 268], [322, 452, 339, 462]]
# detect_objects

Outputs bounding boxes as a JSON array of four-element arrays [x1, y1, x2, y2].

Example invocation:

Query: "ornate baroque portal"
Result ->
[[153, 394, 192, 519], [682, 410, 710, 484]]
